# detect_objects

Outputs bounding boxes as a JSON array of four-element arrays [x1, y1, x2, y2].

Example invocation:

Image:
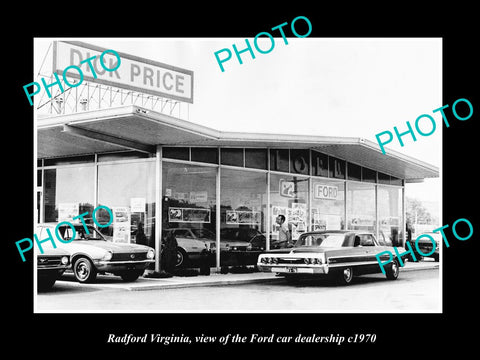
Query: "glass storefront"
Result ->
[[43, 165, 95, 223], [378, 186, 402, 246], [97, 160, 156, 247], [220, 168, 267, 266], [270, 173, 309, 247], [39, 147, 405, 271], [311, 179, 345, 231], [347, 182, 376, 233], [162, 162, 217, 268]]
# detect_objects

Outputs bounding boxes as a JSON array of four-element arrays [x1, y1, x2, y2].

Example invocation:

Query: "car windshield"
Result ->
[[57, 225, 105, 241], [295, 233, 347, 248]]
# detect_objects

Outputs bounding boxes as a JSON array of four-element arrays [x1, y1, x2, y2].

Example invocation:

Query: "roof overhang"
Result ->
[[37, 105, 439, 182]]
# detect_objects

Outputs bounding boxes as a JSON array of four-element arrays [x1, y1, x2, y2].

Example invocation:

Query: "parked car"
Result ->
[[257, 230, 401, 285], [37, 247, 70, 290], [407, 231, 440, 262], [163, 228, 215, 268], [36, 223, 155, 283], [220, 228, 267, 251]]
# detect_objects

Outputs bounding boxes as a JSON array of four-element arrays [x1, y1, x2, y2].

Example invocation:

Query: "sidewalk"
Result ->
[[58, 259, 439, 291]]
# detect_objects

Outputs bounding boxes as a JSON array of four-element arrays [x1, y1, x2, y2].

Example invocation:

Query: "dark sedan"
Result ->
[[257, 230, 401, 285]]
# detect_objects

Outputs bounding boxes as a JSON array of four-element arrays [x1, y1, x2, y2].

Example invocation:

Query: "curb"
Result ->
[[55, 263, 439, 292], [127, 276, 283, 291], [400, 263, 439, 272]]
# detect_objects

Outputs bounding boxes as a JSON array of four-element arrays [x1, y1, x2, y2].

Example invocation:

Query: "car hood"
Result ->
[[73, 241, 151, 252], [56, 241, 151, 256]]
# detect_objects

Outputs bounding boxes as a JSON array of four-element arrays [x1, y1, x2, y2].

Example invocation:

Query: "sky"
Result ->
[[34, 37, 442, 205]]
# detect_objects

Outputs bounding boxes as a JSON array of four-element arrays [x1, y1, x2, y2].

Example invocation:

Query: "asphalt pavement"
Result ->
[[47, 258, 439, 292]]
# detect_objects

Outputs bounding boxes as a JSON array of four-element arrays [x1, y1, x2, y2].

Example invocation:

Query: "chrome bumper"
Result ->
[[257, 264, 329, 274], [93, 259, 155, 271]]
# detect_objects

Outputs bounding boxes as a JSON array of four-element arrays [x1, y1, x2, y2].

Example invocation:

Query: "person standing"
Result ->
[[276, 215, 292, 248]]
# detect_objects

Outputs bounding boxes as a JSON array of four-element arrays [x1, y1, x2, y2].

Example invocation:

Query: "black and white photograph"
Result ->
[[8, 8, 478, 356], [31, 35, 444, 314]]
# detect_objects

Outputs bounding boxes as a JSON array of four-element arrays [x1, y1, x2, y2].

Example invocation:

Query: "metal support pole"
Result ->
[[155, 145, 163, 272], [402, 185, 406, 247], [266, 148, 271, 251], [216, 153, 221, 270]]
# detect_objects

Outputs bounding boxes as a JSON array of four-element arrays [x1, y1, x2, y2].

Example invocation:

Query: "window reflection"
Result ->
[[378, 186, 403, 246], [347, 182, 376, 233], [97, 161, 156, 249], [162, 162, 217, 269], [270, 174, 309, 248], [311, 180, 345, 231], [43, 166, 95, 223], [220, 169, 267, 266]]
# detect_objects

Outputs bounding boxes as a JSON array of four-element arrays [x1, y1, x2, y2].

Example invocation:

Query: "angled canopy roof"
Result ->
[[37, 105, 439, 182]]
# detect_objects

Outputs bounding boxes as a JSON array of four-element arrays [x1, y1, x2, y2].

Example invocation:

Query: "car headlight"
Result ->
[[102, 251, 113, 261], [147, 249, 155, 259], [61, 256, 69, 265], [260, 257, 267, 264], [304, 258, 311, 265]]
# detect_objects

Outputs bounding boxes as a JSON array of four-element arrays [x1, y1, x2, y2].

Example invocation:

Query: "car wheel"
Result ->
[[386, 258, 400, 280], [120, 271, 143, 282], [73, 257, 97, 283], [336, 267, 354, 285], [176, 248, 189, 268]]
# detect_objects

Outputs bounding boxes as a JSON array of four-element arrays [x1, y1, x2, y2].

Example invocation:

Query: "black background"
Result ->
[[7, 4, 478, 355]]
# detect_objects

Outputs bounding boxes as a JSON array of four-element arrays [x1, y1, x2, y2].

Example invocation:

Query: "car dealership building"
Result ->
[[35, 41, 439, 272]]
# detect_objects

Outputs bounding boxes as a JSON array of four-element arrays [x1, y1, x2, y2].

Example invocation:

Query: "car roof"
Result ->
[[300, 230, 375, 236]]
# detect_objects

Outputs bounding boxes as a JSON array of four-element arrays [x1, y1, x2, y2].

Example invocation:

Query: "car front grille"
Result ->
[[111, 252, 147, 261], [37, 257, 62, 267]]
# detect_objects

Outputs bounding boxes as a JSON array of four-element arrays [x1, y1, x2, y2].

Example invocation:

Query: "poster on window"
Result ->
[[112, 207, 131, 243], [130, 197, 146, 213], [279, 179, 295, 198], [189, 191, 208, 203], [58, 203, 78, 221], [350, 215, 375, 229], [226, 210, 261, 225], [169, 207, 211, 223]]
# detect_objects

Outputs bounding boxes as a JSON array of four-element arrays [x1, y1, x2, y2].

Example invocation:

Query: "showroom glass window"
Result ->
[[346, 182, 376, 233], [220, 168, 267, 266], [162, 162, 217, 267], [378, 186, 403, 246], [270, 173, 309, 247], [43, 165, 95, 223], [97, 160, 156, 246], [311, 179, 345, 231]]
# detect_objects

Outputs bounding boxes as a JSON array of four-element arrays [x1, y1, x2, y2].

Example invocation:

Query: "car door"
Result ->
[[357, 234, 382, 273]]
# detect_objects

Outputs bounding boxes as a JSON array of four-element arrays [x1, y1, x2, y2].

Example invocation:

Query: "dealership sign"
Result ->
[[53, 41, 194, 103], [314, 184, 338, 200]]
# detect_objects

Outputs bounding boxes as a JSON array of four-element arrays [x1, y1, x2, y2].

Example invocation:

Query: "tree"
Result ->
[[405, 196, 434, 225]]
